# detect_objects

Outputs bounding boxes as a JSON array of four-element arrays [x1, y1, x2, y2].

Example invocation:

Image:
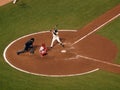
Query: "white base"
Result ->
[[61, 50, 66, 53]]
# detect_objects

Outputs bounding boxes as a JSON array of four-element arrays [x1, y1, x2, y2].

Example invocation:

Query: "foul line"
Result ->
[[65, 51, 120, 68], [72, 13, 120, 46], [73, 54, 120, 68]]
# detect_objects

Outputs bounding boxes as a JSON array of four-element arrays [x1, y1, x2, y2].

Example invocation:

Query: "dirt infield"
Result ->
[[0, 0, 12, 6], [3, 4, 120, 76], [4, 30, 119, 76]]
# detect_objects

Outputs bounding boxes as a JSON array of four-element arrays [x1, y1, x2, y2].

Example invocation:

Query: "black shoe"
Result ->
[[60, 43, 64, 47], [62, 44, 64, 48], [17, 52, 20, 55]]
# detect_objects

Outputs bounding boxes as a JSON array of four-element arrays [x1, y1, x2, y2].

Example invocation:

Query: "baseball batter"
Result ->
[[50, 25, 64, 48]]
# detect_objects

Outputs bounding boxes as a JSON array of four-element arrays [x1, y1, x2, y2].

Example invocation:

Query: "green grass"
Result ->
[[0, 0, 120, 90], [0, 69, 120, 90]]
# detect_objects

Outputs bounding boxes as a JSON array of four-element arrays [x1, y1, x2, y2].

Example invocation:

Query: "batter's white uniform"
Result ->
[[50, 30, 63, 48], [13, 0, 17, 4]]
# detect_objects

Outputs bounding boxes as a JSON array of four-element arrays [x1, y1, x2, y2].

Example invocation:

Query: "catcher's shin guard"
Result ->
[[30, 48, 34, 54]]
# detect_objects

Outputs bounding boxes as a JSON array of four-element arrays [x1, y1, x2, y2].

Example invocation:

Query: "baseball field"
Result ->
[[0, 0, 120, 90]]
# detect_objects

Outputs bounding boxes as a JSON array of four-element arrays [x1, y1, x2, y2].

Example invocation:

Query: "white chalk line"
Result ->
[[64, 52, 80, 60], [66, 54, 120, 68], [79, 55, 120, 68], [72, 13, 120, 46], [3, 30, 99, 77]]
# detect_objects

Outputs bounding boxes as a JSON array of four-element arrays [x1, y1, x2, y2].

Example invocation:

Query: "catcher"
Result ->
[[17, 38, 35, 55], [39, 43, 48, 57]]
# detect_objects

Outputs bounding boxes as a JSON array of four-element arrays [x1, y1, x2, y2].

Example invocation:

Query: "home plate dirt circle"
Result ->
[[3, 30, 118, 77]]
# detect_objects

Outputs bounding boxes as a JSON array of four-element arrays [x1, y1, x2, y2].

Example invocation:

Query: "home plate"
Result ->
[[61, 50, 67, 53]]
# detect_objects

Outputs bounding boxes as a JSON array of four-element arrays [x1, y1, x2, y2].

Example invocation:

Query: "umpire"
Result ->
[[17, 38, 35, 55]]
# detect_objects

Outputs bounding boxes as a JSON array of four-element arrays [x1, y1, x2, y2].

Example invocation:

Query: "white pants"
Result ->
[[50, 36, 62, 47], [13, 0, 17, 4]]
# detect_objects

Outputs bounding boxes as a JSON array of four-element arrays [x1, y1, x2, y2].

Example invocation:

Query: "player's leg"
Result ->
[[16, 46, 28, 55], [30, 48, 34, 54], [17, 49, 26, 55], [39, 51, 44, 57], [50, 38, 55, 48], [39, 50, 47, 57], [56, 37, 64, 47], [13, 0, 17, 4]]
